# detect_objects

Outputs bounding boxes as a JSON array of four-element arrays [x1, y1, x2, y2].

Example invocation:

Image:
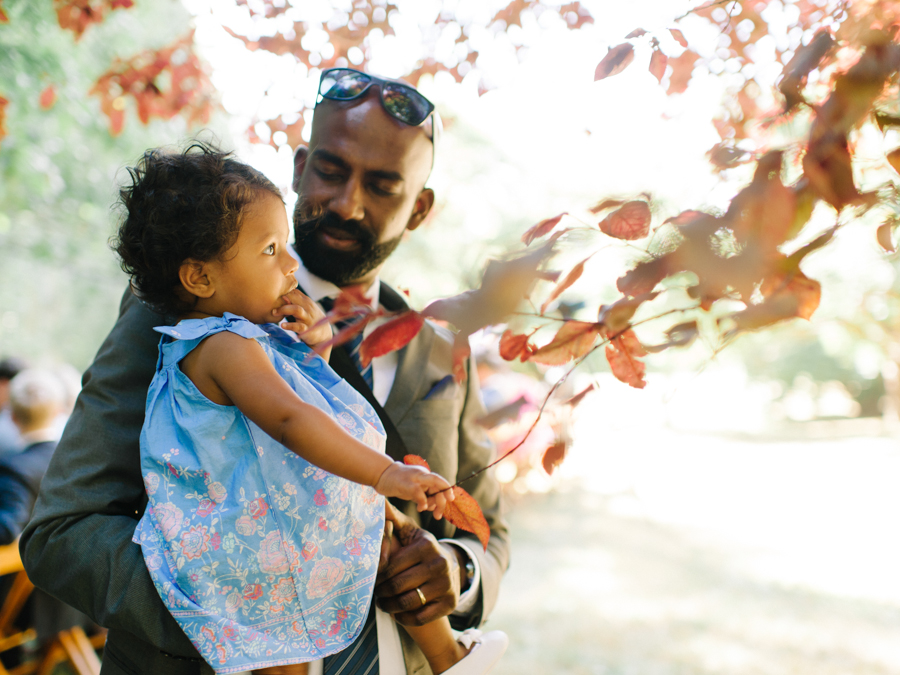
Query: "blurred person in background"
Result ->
[[0, 368, 95, 666], [0, 357, 28, 456], [0, 368, 65, 545]]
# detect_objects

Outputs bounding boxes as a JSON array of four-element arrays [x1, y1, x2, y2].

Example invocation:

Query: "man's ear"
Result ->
[[178, 260, 215, 299], [405, 188, 435, 232], [292, 146, 309, 194]]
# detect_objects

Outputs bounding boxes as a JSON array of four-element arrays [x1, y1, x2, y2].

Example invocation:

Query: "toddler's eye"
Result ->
[[264, 244, 276, 255]]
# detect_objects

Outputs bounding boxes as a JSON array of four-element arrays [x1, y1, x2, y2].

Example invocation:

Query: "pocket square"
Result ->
[[422, 375, 455, 400]]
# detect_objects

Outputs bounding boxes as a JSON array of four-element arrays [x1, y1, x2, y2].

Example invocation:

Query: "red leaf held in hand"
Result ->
[[595, 43, 635, 81], [359, 310, 425, 367], [443, 486, 490, 551], [649, 49, 668, 83], [669, 28, 688, 48], [599, 201, 652, 240], [499, 329, 533, 361], [522, 213, 566, 245], [527, 321, 603, 366], [541, 441, 568, 475], [605, 329, 648, 389], [39, 85, 57, 110], [403, 455, 430, 470], [540, 254, 593, 314], [877, 220, 897, 253]]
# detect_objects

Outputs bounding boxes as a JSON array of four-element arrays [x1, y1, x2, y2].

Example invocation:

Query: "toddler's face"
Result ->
[[205, 193, 299, 324]]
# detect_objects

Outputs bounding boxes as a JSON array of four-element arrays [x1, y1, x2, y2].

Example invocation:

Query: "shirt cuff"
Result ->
[[439, 539, 481, 616]]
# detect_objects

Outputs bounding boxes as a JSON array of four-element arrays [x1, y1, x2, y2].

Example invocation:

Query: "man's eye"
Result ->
[[316, 167, 342, 182], [264, 244, 276, 255], [370, 182, 398, 197]]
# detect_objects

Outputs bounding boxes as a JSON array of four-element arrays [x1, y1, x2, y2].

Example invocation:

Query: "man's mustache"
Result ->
[[296, 211, 375, 247]]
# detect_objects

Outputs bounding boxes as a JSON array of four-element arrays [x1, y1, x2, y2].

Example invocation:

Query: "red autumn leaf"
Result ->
[[599, 201, 652, 240], [664, 210, 708, 226], [111, 0, 134, 8], [499, 329, 533, 361], [605, 329, 648, 389], [788, 274, 822, 320], [625, 28, 647, 38], [540, 254, 592, 314], [616, 255, 671, 296], [594, 43, 635, 81], [669, 28, 688, 48], [451, 332, 471, 384], [443, 486, 490, 551], [314, 314, 376, 354], [522, 212, 566, 245], [39, 85, 57, 110], [667, 49, 699, 94], [536, 270, 562, 282], [649, 49, 668, 83], [423, 245, 553, 338], [476, 395, 530, 429], [541, 441, 568, 475], [588, 198, 625, 214], [598, 292, 657, 334], [0, 1, 7, 23], [779, 30, 835, 111], [877, 220, 897, 253], [359, 310, 425, 368], [563, 383, 595, 408], [403, 455, 430, 470], [887, 147, 900, 175], [527, 321, 603, 366]]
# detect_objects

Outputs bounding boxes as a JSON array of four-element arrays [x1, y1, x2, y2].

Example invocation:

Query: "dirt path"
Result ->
[[489, 435, 900, 674]]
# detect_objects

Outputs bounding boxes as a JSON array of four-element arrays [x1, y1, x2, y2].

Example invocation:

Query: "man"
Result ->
[[21, 69, 508, 675]]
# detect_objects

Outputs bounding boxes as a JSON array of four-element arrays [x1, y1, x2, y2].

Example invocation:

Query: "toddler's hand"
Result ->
[[274, 289, 333, 349], [374, 462, 455, 520]]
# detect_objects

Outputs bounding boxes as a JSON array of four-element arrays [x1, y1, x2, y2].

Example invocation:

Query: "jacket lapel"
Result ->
[[379, 283, 433, 426]]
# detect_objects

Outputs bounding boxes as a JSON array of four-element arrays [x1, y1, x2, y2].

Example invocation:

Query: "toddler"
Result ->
[[115, 143, 505, 674]]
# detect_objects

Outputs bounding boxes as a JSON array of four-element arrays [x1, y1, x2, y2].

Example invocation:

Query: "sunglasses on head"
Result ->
[[316, 68, 441, 143]]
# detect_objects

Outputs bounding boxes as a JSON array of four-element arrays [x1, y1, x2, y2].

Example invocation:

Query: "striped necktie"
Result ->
[[323, 604, 379, 675]]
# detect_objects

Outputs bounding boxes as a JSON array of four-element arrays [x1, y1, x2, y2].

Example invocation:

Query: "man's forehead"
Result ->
[[309, 95, 433, 177]]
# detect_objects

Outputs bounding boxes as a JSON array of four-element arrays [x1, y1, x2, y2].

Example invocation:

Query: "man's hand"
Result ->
[[375, 504, 467, 626]]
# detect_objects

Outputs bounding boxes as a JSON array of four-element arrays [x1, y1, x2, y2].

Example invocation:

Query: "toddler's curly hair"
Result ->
[[113, 142, 282, 317]]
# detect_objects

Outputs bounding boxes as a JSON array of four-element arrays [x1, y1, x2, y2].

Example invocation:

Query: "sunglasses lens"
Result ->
[[320, 69, 370, 99], [381, 83, 433, 126]]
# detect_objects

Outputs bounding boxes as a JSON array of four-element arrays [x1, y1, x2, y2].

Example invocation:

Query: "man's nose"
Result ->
[[329, 178, 365, 223]]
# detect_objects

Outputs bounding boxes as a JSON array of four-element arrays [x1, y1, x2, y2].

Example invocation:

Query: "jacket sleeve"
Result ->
[[19, 290, 200, 658], [448, 354, 510, 630]]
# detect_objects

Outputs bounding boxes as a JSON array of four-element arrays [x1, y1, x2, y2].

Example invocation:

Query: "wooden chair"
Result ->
[[0, 542, 103, 675]]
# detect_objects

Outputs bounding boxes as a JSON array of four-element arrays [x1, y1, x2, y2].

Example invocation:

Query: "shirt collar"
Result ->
[[292, 247, 381, 309], [20, 426, 60, 446]]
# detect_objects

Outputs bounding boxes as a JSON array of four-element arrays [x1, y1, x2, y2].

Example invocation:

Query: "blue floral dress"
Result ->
[[132, 313, 386, 673]]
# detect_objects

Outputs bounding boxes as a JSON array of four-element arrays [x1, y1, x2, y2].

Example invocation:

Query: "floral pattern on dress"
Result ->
[[133, 314, 386, 674]]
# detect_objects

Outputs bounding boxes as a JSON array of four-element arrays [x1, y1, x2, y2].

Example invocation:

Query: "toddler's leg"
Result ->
[[252, 665, 309, 675], [405, 618, 470, 674]]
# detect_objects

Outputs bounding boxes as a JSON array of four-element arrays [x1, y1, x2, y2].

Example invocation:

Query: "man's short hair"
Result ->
[[9, 369, 65, 428]]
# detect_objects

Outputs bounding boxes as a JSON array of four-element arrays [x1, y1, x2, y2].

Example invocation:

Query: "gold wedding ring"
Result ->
[[415, 587, 427, 606]]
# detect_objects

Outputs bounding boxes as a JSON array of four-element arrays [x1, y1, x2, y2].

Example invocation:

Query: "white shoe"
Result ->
[[440, 629, 509, 675]]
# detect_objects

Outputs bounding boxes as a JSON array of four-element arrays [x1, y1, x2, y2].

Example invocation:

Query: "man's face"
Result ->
[[293, 91, 434, 287]]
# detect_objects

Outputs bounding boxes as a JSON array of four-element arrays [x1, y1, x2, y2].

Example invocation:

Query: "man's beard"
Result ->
[[293, 209, 403, 286]]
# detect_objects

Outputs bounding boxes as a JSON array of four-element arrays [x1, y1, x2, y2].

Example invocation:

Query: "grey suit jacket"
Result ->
[[20, 287, 509, 675]]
